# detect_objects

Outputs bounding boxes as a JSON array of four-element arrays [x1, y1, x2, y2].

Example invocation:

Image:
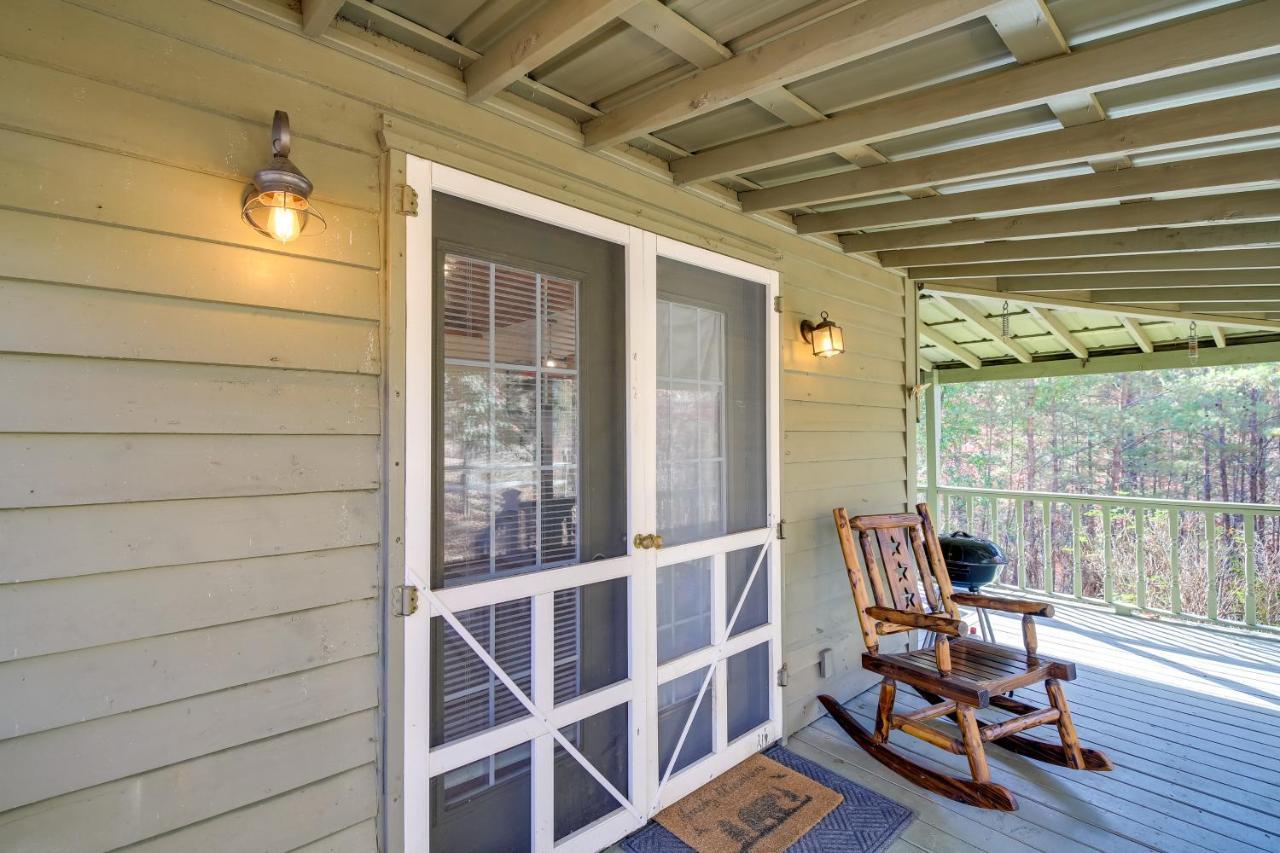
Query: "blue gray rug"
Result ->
[[621, 746, 913, 852]]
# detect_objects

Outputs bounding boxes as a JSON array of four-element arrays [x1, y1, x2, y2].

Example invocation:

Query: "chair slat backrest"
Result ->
[[832, 502, 959, 655]]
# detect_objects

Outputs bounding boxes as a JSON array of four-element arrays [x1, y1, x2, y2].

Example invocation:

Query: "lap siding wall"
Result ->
[[0, 0, 912, 849]]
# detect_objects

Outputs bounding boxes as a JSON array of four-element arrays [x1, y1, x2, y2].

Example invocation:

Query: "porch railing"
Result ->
[[922, 485, 1280, 633]]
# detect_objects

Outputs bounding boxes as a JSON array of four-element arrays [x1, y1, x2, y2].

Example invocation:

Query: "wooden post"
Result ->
[[874, 680, 897, 744], [965, 494, 975, 533], [1168, 509, 1182, 615], [1102, 505, 1114, 604], [1045, 679, 1085, 770], [925, 371, 941, 521], [935, 636, 952, 676], [956, 706, 991, 782], [1022, 614, 1038, 659], [1135, 507, 1147, 610], [1206, 511, 1219, 623]]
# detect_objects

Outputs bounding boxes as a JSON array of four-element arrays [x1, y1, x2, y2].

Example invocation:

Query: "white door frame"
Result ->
[[400, 157, 781, 853]]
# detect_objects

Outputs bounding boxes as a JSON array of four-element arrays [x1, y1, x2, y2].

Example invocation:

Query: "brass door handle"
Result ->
[[633, 533, 663, 550]]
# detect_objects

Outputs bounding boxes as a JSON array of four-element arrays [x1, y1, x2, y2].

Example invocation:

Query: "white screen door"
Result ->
[[401, 158, 781, 853]]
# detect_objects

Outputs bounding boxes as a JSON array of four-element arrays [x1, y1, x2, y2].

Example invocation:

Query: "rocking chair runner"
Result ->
[[817, 503, 1112, 811]]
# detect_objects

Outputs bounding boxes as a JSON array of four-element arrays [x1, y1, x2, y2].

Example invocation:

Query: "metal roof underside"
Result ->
[[281, 0, 1280, 372]]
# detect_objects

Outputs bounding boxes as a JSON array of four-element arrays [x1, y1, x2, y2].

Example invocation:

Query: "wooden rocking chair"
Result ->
[[817, 503, 1112, 811]]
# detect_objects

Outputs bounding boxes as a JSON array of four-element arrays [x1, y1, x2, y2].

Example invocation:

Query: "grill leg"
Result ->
[[977, 607, 995, 642]]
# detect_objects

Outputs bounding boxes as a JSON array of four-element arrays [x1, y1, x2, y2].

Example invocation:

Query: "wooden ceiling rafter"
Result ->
[[879, 222, 1280, 268], [581, 0, 1003, 150], [667, 1, 1280, 185], [287, 0, 1280, 360], [796, 148, 1280, 235], [738, 90, 1280, 213]]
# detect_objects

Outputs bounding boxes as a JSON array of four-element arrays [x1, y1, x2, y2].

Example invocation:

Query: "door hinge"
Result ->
[[776, 663, 790, 687], [776, 519, 786, 540], [395, 584, 420, 617], [772, 295, 783, 314], [395, 184, 419, 217]]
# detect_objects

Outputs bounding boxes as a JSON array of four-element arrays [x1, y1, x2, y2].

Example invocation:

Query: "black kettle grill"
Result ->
[[938, 531, 1007, 592]]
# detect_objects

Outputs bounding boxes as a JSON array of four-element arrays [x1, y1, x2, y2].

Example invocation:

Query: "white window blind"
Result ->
[[438, 254, 583, 804]]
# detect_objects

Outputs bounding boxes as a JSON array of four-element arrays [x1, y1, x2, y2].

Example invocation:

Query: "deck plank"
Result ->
[[800, 597, 1280, 852]]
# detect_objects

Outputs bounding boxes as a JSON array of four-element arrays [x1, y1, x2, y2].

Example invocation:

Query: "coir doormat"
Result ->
[[621, 746, 913, 853]]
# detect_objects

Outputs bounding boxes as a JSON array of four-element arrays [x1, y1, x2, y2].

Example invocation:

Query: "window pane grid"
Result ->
[[442, 254, 581, 587]]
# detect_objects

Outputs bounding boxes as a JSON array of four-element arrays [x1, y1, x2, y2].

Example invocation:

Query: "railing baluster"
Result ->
[[1071, 502, 1082, 599], [1042, 500, 1053, 596], [1135, 507, 1146, 610], [1102, 505, 1113, 605], [1245, 513, 1257, 627], [918, 486, 1273, 630], [1015, 499, 1026, 590], [1168, 509, 1181, 616], [1206, 512, 1218, 623]]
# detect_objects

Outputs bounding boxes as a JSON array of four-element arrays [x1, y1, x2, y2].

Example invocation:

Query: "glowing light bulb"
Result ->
[[268, 204, 300, 243]]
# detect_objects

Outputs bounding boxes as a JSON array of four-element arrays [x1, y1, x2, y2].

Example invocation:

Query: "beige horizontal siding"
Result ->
[[0, 711, 375, 853], [0, 1, 383, 843], [1, 491, 380, 583], [0, 0, 914, 845]]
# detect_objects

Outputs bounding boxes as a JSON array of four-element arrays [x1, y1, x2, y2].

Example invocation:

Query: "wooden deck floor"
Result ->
[[789, 597, 1280, 853]]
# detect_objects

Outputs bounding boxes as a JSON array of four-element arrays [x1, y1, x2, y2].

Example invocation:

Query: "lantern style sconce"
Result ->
[[242, 110, 326, 244], [800, 311, 845, 358]]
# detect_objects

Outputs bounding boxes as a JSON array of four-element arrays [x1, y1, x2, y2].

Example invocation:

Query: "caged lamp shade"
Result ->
[[800, 311, 845, 358], [241, 110, 326, 244]]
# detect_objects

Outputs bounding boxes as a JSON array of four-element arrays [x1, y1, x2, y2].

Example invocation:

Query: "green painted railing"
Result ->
[[922, 485, 1280, 632]]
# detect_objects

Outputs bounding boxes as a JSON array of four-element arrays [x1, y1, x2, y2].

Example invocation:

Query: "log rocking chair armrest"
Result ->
[[865, 606, 963, 637], [950, 592, 1054, 618]]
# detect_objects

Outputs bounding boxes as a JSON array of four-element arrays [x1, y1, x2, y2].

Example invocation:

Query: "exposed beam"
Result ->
[[340, 0, 480, 65], [936, 339, 1280, 383], [907, 249, 1280, 279], [990, 0, 1133, 171], [919, 278, 1280, 332], [797, 149, 1280, 234], [620, 0, 730, 67], [1026, 306, 1089, 359], [669, 2, 1280, 184], [1120, 317, 1155, 353], [300, 0, 344, 36], [988, 0, 1067, 62], [465, 0, 641, 103], [1182, 301, 1280, 313], [997, 269, 1280, 293], [933, 295, 1034, 363], [918, 323, 984, 369], [582, 0, 1000, 149], [616, 0, 926, 195], [1211, 325, 1228, 348], [738, 90, 1280, 212], [880, 223, 1280, 268], [1092, 287, 1280, 304], [840, 190, 1280, 253]]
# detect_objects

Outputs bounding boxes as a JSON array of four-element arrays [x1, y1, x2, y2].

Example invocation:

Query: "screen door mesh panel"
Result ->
[[441, 254, 581, 586]]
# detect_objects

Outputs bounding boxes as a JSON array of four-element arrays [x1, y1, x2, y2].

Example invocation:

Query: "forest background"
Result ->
[[921, 363, 1280, 627]]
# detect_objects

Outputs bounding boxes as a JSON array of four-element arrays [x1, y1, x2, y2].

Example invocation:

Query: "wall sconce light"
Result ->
[[242, 110, 326, 244], [800, 311, 845, 358]]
